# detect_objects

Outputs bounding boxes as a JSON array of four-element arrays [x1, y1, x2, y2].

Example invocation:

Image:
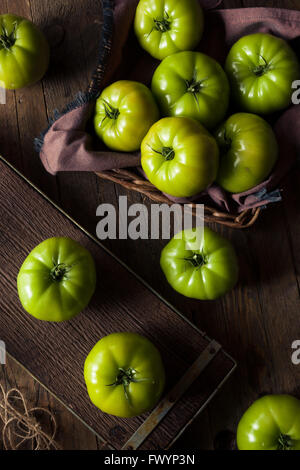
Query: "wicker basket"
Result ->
[[86, 0, 261, 229], [34, 1, 299, 229]]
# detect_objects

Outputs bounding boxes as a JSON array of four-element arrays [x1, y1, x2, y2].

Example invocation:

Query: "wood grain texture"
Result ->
[[0, 0, 300, 450], [0, 158, 235, 450]]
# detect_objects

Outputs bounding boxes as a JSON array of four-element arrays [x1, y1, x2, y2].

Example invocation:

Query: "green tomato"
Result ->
[[237, 395, 300, 450], [152, 51, 230, 130], [160, 226, 238, 300], [17, 237, 96, 322], [0, 14, 49, 89], [84, 332, 166, 418], [226, 33, 300, 114], [215, 113, 278, 193], [141, 117, 219, 198], [94, 80, 159, 152], [134, 0, 204, 61]]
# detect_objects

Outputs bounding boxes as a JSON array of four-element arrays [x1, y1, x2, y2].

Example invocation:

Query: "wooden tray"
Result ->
[[0, 156, 236, 450]]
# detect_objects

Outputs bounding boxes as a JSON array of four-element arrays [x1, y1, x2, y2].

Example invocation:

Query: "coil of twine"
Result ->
[[0, 384, 60, 450]]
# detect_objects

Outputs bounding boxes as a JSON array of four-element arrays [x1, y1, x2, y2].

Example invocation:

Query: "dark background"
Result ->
[[1, 0, 300, 450]]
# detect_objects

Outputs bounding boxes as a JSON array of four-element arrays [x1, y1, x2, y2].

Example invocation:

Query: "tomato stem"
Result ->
[[147, 144, 175, 161], [252, 55, 269, 77], [153, 11, 171, 33], [50, 263, 70, 282], [186, 79, 203, 94], [101, 99, 120, 121], [0, 23, 17, 50], [107, 367, 136, 387], [162, 146, 175, 161], [186, 76, 208, 112], [185, 253, 206, 267], [106, 367, 139, 401], [277, 433, 293, 450]]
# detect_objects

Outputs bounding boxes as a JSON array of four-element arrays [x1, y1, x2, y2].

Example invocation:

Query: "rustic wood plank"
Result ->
[[0, 0, 59, 199], [29, 0, 102, 234]]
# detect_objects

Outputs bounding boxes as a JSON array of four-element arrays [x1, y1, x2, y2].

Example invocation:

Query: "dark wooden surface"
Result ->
[[0, 0, 300, 450], [0, 158, 235, 450]]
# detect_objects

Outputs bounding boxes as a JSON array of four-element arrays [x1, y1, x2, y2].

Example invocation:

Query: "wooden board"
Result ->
[[0, 157, 236, 450]]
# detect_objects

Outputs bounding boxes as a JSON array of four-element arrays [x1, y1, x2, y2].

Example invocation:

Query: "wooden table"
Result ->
[[1, 0, 300, 450]]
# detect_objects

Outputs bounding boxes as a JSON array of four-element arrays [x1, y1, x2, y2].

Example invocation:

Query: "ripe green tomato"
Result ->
[[134, 0, 204, 61], [17, 237, 96, 322], [141, 117, 219, 198], [152, 51, 230, 130], [226, 33, 300, 114], [215, 113, 278, 193], [160, 227, 238, 300], [84, 332, 166, 418], [0, 14, 49, 89], [94, 80, 159, 152], [237, 395, 300, 450]]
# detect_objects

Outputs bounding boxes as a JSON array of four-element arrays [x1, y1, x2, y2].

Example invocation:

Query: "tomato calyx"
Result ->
[[50, 263, 70, 282], [0, 23, 17, 50], [252, 55, 270, 77], [101, 99, 120, 121], [277, 433, 294, 450], [153, 11, 171, 33], [186, 78, 204, 95], [114, 367, 137, 386], [162, 146, 175, 161], [185, 76, 207, 111], [185, 253, 207, 268], [148, 144, 175, 161], [107, 367, 138, 401]]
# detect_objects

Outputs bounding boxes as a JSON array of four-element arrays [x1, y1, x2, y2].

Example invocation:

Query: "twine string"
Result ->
[[0, 384, 60, 450]]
